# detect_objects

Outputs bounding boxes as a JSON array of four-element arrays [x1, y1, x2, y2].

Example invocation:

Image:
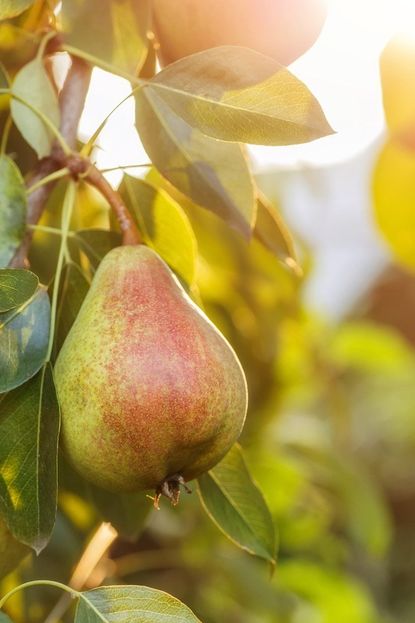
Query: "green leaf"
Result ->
[[0, 514, 30, 581], [198, 445, 276, 564], [373, 138, 415, 269], [0, 1, 34, 20], [0, 286, 50, 393], [336, 461, 391, 557], [72, 229, 122, 269], [135, 91, 256, 237], [148, 46, 333, 146], [0, 155, 27, 268], [62, 0, 150, 77], [0, 269, 38, 313], [276, 560, 376, 623], [254, 193, 298, 269], [330, 321, 415, 374], [89, 486, 151, 542], [11, 55, 60, 158], [0, 363, 60, 552], [75, 586, 201, 622], [0, 613, 14, 623], [56, 262, 89, 352], [120, 176, 198, 284]]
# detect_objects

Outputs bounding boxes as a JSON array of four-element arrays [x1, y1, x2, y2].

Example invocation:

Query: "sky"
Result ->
[[76, 0, 415, 320]]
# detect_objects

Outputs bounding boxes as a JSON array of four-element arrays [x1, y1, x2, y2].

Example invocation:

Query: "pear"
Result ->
[[152, 0, 327, 67], [0, 518, 30, 579], [55, 246, 247, 503]]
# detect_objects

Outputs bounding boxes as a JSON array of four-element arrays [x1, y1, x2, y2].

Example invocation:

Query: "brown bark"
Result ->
[[9, 57, 92, 268]]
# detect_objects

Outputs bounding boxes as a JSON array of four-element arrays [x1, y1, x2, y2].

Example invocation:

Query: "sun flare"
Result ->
[[79, 0, 415, 174]]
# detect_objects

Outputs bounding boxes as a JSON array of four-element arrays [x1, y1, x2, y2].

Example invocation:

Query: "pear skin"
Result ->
[[55, 246, 247, 498], [0, 518, 30, 579], [152, 0, 327, 67]]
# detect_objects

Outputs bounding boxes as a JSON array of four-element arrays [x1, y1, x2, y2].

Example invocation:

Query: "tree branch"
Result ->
[[9, 57, 92, 268], [9, 53, 141, 267], [58, 56, 92, 151]]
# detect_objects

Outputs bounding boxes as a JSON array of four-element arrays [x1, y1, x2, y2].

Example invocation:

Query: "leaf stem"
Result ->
[[36, 31, 57, 61], [81, 90, 138, 157], [63, 44, 142, 85], [27, 168, 70, 195], [0, 61, 11, 87], [99, 163, 152, 174], [0, 580, 78, 610], [28, 224, 74, 237], [46, 181, 76, 362], [0, 115, 12, 155]]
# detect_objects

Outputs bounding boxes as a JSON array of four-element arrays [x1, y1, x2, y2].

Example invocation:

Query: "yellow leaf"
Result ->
[[380, 35, 415, 137], [373, 138, 415, 269]]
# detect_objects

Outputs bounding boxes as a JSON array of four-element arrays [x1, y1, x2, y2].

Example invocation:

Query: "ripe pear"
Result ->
[[152, 0, 327, 67], [0, 518, 30, 579], [55, 246, 247, 503]]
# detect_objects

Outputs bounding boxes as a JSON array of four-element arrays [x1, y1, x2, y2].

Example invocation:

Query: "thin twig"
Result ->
[[27, 167, 70, 195]]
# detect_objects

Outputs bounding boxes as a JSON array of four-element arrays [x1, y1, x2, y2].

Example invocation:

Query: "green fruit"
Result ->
[[55, 246, 247, 503], [0, 518, 29, 579], [152, 0, 328, 66]]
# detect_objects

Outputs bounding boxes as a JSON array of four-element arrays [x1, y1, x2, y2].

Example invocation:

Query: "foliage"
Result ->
[[0, 2, 413, 623]]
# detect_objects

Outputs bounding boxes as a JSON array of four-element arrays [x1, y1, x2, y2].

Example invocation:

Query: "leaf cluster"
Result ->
[[0, 1, 337, 621]]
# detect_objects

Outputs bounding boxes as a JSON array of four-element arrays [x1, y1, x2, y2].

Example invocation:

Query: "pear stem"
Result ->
[[80, 163, 142, 245], [51, 153, 142, 245]]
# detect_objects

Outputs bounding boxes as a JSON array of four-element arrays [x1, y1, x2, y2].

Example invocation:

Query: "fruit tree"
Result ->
[[3, 2, 413, 623]]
